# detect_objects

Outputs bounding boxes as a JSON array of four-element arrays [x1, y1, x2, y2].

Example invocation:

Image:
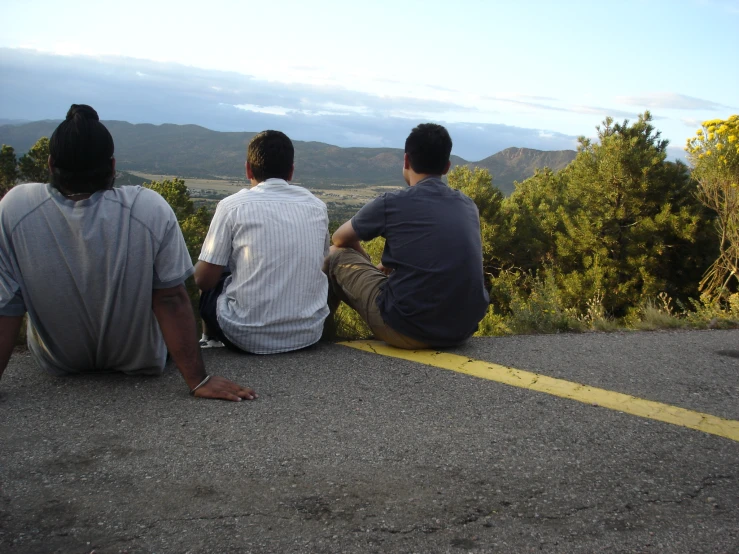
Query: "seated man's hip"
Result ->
[[325, 248, 429, 350]]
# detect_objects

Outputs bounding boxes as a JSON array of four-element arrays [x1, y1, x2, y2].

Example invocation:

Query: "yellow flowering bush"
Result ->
[[686, 115, 739, 299]]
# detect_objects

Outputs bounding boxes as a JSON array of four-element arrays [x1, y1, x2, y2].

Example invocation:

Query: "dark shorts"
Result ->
[[198, 272, 243, 353]]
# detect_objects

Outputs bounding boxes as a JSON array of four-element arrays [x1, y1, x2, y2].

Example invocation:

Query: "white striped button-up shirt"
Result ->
[[198, 179, 330, 353]]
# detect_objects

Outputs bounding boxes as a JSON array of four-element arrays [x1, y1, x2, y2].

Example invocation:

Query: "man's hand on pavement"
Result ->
[[193, 375, 258, 402]]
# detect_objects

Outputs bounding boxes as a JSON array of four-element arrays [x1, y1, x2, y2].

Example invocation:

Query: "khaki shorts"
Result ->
[[325, 248, 429, 350]]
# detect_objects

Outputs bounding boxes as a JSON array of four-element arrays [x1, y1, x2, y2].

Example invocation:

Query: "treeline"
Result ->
[[0, 138, 50, 194], [439, 112, 739, 334], [3, 112, 738, 336]]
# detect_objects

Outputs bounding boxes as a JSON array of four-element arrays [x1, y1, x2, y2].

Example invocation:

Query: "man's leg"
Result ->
[[200, 318, 224, 348], [198, 273, 243, 352], [325, 247, 429, 350]]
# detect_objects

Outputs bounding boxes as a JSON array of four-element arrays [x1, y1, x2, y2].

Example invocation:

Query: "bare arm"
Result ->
[[332, 220, 369, 259], [194, 261, 224, 292], [0, 315, 23, 381], [152, 284, 256, 401]]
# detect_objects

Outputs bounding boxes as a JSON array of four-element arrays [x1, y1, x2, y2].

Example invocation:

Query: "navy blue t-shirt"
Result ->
[[351, 177, 490, 346]]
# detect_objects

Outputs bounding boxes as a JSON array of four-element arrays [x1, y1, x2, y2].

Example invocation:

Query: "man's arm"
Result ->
[[194, 261, 224, 292], [152, 284, 256, 401], [332, 220, 370, 259], [0, 315, 23, 381]]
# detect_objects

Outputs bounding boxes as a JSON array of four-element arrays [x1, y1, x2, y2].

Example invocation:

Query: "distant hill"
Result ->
[[472, 148, 577, 193], [0, 121, 576, 194]]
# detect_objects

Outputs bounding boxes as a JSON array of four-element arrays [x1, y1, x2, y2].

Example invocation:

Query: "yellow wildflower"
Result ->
[[717, 143, 724, 151], [729, 135, 737, 143], [708, 133, 715, 140]]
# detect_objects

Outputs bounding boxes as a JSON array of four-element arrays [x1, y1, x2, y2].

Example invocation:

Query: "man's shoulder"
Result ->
[[215, 188, 250, 210], [1, 182, 50, 203], [0, 183, 52, 228], [111, 186, 176, 228], [287, 184, 325, 200]]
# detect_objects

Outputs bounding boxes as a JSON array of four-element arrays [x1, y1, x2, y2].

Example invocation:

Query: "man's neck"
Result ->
[[408, 173, 440, 187]]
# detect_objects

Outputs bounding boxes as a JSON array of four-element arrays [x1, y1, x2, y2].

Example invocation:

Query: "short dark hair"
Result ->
[[404, 123, 452, 175], [49, 104, 115, 193], [247, 130, 294, 182]]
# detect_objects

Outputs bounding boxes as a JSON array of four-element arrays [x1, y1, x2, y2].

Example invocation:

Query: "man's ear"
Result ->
[[441, 160, 451, 176], [111, 157, 116, 171], [246, 161, 254, 180], [48, 155, 54, 171], [403, 153, 411, 170], [287, 164, 295, 181]]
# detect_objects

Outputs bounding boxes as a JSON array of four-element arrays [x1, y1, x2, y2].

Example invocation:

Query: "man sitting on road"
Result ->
[[324, 123, 490, 349], [0, 104, 256, 401], [195, 130, 329, 354]]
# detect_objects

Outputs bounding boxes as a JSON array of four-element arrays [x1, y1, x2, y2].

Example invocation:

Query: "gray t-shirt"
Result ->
[[0, 183, 194, 375]]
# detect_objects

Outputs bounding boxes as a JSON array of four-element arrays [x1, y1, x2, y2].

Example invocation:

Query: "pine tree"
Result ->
[[0, 144, 18, 198], [18, 137, 50, 183]]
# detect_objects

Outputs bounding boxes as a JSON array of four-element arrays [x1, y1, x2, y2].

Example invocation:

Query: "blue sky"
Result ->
[[1, 0, 737, 159]]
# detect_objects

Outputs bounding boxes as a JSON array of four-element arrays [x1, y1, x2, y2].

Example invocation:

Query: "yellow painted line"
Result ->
[[339, 340, 739, 443]]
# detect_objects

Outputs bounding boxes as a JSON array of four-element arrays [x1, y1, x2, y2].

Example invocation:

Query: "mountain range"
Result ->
[[0, 120, 576, 194]]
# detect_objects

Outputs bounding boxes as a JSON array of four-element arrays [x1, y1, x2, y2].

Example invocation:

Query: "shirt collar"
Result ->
[[256, 178, 290, 187]]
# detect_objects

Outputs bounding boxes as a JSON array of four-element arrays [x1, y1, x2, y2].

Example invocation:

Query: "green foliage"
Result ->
[[503, 113, 713, 317], [144, 178, 212, 319], [503, 168, 567, 272], [473, 306, 511, 336], [332, 304, 373, 340], [630, 294, 686, 331], [144, 178, 211, 264], [505, 272, 585, 334], [0, 145, 18, 198], [447, 165, 511, 293], [18, 137, 49, 183]]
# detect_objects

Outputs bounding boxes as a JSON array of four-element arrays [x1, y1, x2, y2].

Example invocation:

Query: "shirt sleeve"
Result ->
[[0, 209, 25, 316], [153, 208, 195, 289], [350, 194, 387, 241], [198, 201, 232, 267]]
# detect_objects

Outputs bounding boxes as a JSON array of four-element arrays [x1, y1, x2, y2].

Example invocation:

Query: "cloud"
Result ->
[[681, 117, 703, 129], [0, 48, 472, 120], [234, 104, 290, 116], [0, 48, 580, 160], [514, 94, 559, 102], [616, 92, 728, 110], [571, 105, 647, 120], [483, 95, 644, 120]]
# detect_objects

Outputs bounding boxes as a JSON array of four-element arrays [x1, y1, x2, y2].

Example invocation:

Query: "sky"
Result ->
[[0, 0, 737, 160]]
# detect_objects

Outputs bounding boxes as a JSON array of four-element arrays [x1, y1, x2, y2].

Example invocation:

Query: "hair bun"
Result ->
[[66, 104, 100, 122]]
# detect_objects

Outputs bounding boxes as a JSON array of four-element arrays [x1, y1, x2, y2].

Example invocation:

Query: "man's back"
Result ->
[[351, 177, 490, 345], [0, 183, 193, 374], [198, 179, 329, 354]]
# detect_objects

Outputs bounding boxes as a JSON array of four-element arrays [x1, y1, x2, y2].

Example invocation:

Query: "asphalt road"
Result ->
[[1, 330, 737, 553]]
